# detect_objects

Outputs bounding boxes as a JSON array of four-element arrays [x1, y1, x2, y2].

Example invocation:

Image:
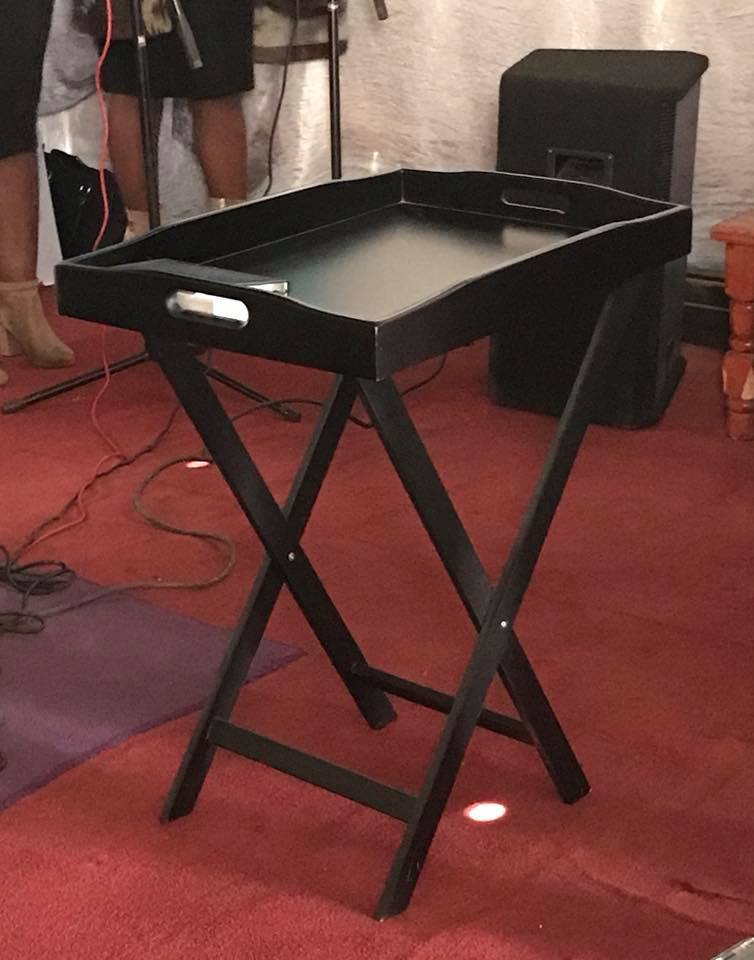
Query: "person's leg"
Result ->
[[106, 93, 163, 238], [182, 0, 252, 208], [0, 152, 41, 284], [0, 152, 41, 371], [190, 95, 248, 207], [0, 0, 73, 375]]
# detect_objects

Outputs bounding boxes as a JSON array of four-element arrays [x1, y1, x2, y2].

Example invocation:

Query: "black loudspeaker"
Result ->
[[490, 49, 709, 427]]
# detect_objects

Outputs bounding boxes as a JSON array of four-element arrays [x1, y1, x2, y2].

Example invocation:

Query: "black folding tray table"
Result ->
[[56, 169, 691, 918]]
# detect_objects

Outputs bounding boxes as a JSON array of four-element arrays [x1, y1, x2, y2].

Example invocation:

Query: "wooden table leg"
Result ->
[[711, 211, 754, 440]]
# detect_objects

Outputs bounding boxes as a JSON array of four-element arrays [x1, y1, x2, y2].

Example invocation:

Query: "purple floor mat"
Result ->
[[0, 580, 304, 811]]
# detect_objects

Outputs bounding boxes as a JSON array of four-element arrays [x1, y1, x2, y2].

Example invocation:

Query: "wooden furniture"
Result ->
[[711, 210, 754, 439], [56, 169, 691, 918]]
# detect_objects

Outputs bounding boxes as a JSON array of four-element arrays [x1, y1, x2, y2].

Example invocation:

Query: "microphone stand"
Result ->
[[4, 0, 298, 421], [131, 0, 161, 229], [327, 1, 343, 179], [327, 0, 388, 181]]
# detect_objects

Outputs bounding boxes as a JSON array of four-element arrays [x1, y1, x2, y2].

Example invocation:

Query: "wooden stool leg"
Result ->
[[722, 246, 754, 439], [711, 212, 754, 440]]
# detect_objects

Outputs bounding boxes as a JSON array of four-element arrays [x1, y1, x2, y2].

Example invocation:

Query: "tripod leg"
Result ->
[[1, 351, 150, 415], [200, 363, 301, 423]]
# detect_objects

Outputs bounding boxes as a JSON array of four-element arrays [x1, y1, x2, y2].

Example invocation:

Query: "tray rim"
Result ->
[[59, 167, 689, 329], [55, 168, 692, 380]]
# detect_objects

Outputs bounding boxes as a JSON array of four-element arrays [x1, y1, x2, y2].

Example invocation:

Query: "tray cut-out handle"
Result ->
[[166, 290, 250, 329]]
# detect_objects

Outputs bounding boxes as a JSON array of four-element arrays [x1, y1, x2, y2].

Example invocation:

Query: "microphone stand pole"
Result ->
[[130, 0, 161, 228], [327, 1, 343, 179], [326, 0, 388, 182], [4, 1, 298, 421]]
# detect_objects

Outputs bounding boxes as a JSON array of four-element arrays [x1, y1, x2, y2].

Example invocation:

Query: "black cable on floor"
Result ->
[[0, 358, 449, 632], [0, 404, 181, 637], [0, 547, 73, 635], [228, 356, 448, 434], [0, 354, 450, 776]]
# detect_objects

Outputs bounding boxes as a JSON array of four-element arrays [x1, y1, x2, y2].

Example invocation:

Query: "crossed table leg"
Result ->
[[147, 284, 632, 918]]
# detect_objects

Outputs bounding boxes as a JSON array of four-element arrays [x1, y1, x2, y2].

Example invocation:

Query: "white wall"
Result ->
[[40, 1, 754, 272]]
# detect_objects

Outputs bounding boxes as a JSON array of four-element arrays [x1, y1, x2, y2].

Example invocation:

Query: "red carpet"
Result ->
[[1, 302, 752, 958]]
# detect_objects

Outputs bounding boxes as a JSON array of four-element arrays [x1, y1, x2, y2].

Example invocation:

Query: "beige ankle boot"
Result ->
[[0, 323, 21, 357], [0, 280, 74, 368]]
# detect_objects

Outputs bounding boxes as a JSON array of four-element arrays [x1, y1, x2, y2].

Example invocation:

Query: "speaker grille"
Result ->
[[653, 102, 677, 200]]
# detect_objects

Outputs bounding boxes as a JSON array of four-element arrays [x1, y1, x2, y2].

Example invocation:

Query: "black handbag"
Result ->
[[44, 149, 127, 259]]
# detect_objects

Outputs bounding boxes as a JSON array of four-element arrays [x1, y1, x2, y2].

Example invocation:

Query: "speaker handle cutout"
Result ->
[[547, 148, 615, 187]]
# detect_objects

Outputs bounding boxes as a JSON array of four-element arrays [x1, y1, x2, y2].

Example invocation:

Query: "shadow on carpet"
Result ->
[[0, 579, 304, 811]]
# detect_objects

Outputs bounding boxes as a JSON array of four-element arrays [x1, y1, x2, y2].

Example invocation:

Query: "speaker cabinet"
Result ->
[[490, 49, 708, 427]]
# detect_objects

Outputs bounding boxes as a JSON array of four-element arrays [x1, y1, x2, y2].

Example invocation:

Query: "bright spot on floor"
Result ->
[[463, 802, 507, 823], [186, 460, 211, 469]]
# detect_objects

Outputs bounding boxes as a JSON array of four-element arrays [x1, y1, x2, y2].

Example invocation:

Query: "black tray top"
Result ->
[[211, 205, 575, 323], [56, 169, 692, 379]]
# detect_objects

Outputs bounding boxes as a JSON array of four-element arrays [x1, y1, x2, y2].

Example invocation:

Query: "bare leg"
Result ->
[[106, 93, 162, 236], [0, 1, 72, 378], [190, 95, 248, 203], [0, 133, 38, 385], [0, 152, 40, 283], [0, 153, 37, 380], [0, 151, 74, 371]]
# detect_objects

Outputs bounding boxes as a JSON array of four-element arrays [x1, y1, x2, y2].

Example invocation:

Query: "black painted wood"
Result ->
[[52, 171, 694, 920], [57, 169, 691, 379]]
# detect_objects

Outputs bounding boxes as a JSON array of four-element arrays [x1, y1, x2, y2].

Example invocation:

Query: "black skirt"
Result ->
[[101, 1, 254, 100], [0, 0, 54, 159]]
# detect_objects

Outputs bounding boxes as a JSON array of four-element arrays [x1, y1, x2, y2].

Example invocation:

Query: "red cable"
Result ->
[[87, 0, 127, 470], [89, 0, 125, 461], [25, 0, 124, 554], [92, 0, 114, 253]]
